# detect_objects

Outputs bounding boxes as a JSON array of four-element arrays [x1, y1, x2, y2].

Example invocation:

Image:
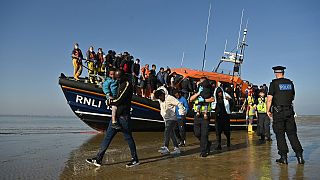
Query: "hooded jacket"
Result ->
[[156, 86, 186, 121], [212, 87, 232, 114]]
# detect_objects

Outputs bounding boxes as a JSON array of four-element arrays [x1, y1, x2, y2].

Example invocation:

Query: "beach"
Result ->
[[0, 115, 319, 179]]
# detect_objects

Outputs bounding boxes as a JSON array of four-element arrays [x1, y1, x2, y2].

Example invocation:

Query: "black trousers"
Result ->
[[257, 113, 271, 139], [132, 76, 138, 94], [215, 113, 231, 145], [273, 107, 303, 156], [193, 114, 210, 154]]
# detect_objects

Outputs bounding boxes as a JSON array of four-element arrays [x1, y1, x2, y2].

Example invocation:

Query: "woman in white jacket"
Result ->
[[154, 86, 186, 155]]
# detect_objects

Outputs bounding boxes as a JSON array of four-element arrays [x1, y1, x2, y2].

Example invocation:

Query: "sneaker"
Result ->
[[86, 158, 101, 167], [170, 147, 181, 155], [199, 152, 209, 157], [158, 146, 170, 154], [111, 123, 122, 130], [126, 159, 140, 168], [179, 140, 186, 147]]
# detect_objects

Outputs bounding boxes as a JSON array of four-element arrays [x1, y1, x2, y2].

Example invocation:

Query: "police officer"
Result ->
[[266, 66, 304, 164], [189, 77, 214, 157]]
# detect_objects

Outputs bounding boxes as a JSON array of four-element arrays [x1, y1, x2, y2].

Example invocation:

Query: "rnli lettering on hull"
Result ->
[[76, 95, 102, 108]]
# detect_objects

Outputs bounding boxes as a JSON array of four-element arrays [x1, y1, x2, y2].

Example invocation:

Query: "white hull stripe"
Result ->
[[74, 110, 252, 127], [75, 110, 164, 123]]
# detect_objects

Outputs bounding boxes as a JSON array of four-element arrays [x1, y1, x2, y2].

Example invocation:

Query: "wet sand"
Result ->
[[1, 116, 319, 179], [59, 116, 320, 179]]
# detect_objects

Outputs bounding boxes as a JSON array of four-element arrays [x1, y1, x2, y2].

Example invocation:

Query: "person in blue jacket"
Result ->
[[173, 89, 189, 146], [102, 68, 121, 130]]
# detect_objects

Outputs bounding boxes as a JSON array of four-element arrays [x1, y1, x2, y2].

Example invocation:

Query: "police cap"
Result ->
[[272, 66, 286, 73]]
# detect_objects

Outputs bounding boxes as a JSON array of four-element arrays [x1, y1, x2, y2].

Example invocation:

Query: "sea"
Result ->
[[0, 115, 95, 180]]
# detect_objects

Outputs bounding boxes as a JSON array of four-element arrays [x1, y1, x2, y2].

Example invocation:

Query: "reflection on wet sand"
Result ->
[[60, 117, 319, 179]]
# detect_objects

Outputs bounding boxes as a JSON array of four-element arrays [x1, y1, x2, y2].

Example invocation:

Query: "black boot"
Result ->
[[206, 141, 212, 153], [297, 154, 305, 164], [225, 132, 231, 147], [215, 134, 222, 150], [259, 135, 265, 141], [276, 155, 288, 164]]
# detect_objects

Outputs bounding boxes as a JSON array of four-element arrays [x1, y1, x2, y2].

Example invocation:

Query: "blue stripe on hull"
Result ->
[[62, 86, 165, 131]]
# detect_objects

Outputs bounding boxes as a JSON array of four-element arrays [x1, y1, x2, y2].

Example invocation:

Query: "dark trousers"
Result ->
[[273, 107, 303, 156], [193, 114, 210, 154], [175, 118, 186, 143], [132, 76, 138, 94], [257, 113, 270, 139], [215, 114, 231, 145], [96, 116, 138, 162], [164, 120, 179, 148]]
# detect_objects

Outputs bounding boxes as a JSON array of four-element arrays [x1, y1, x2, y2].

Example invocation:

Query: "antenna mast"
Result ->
[[201, 3, 212, 71], [213, 9, 248, 77], [237, 9, 244, 50], [180, 52, 185, 68]]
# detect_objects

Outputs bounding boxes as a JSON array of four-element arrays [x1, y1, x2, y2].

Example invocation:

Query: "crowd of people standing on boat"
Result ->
[[71, 43, 182, 95]]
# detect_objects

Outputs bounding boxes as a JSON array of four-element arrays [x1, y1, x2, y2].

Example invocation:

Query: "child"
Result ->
[[246, 102, 257, 132], [256, 90, 271, 141], [154, 86, 186, 155], [196, 79, 212, 119], [173, 89, 189, 147], [103, 68, 121, 130]]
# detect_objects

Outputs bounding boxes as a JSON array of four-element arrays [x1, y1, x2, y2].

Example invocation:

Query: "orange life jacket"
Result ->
[[141, 67, 150, 79]]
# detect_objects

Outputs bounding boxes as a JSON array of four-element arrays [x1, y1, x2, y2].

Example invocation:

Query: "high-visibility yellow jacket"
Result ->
[[257, 97, 267, 113]]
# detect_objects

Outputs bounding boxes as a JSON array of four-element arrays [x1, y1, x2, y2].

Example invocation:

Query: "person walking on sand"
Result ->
[[189, 77, 214, 157], [86, 69, 139, 168], [256, 90, 271, 142], [173, 89, 189, 147], [154, 86, 186, 155], [267, 66, 304, 164], [211, 86, 232, 150]]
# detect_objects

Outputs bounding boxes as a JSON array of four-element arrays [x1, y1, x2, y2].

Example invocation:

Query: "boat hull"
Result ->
[[59, 75, 253, 132]]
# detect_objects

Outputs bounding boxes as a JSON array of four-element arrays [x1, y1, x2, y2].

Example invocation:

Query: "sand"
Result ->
[[1, 116, 319, 179]]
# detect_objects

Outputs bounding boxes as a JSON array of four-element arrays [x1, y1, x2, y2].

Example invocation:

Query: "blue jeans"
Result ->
[[96, 116, 138, 162], [175, 118, 186, 143]]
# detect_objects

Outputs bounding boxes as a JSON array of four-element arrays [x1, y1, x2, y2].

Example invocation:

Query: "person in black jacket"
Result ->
[[267, 66, 304, 164], [131, 59, 140, 94], [86, 69, 139, 168], [180, 76, 193, 100]]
